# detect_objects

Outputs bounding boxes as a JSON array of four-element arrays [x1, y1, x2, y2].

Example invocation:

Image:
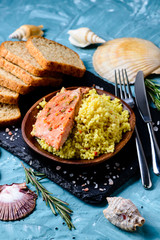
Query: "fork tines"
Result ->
[[115, 69, 133, 99]]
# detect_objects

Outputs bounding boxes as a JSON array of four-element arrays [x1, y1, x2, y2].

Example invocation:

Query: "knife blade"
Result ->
[[135, 71, 160, 175]]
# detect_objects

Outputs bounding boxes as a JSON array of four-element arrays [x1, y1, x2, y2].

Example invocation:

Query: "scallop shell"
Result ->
[[93, 37, 160, 83], [152, 67, 160, 74], [68, 27, 106, 48], [0, 182, 37, 221], [9, 24, 44, 41], [103, 197, 145, 231]]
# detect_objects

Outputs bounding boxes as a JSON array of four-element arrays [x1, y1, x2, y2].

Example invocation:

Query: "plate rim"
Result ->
[[21, 86, 136, 166]]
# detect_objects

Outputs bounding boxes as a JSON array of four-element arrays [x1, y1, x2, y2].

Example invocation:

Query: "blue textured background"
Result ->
[[0, 0, 160, 239]]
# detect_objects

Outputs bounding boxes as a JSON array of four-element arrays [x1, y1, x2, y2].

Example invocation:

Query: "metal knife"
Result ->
[[135, 71, 160, 175]]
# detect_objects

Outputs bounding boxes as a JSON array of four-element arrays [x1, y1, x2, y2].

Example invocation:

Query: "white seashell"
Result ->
[[68, 27, 105, 48], [93, 37, 160, 83], [103, 197, 145, 231], [9, 24, 44, 41], [0, 182, 37, 221]]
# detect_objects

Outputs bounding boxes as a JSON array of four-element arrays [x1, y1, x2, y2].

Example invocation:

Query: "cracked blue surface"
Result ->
[[0, 0, 160, 239]]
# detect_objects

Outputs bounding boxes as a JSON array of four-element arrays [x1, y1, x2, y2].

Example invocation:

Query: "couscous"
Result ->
[[36, 88, 131, 159]]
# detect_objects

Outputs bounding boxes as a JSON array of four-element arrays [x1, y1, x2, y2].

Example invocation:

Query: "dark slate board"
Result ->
[[0, 71, 160, 204]]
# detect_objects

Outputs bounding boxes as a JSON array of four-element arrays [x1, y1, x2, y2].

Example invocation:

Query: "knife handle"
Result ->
[[147, 122, 160, 175], [134, 125, 152, 188]]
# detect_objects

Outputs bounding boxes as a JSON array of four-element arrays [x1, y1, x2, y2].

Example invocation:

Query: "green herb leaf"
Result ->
[[21, 162, 75, 230], [145, 78, 160, 111]]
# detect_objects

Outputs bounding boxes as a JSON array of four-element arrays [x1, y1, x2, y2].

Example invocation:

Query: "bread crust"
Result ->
[[0, 103, 21, 126], [0, 87, 19, 104], [0, 95, 19, 104], [0, 70, 32, 94], [0, 41, 62, 77], [26, 36, 86, 78], [0, 56, 63, 87]]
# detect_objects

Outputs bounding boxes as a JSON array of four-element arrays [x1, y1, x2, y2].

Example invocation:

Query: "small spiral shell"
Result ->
[[68, 27, 105, 48], [103, 197, 145, 231], [9, 25, 44, 41]]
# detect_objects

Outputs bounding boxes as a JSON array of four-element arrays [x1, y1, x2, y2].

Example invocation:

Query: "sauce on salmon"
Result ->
[[32, 87, 89, 150]]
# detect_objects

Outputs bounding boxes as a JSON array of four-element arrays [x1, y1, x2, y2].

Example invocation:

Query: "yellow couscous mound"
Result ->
[[37, 89, 131, 160]]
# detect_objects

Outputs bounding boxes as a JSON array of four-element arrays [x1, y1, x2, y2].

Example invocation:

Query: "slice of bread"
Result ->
[[0, 103, 21, 126], [26, 36, 86, 77], [0, 86, 19, 104], [0, 68, 32, 94], [0, 41, 60, 77], [0, 56, 63, 87]]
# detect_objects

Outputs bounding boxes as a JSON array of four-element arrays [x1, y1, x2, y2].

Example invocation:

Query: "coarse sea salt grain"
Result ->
[[81, 183, 86, 187], [5, 128, 9, 132], [153, 126, 158, 132], [108, 179, 114, 185], [82, 188, 89, 192], [94, 182, 98, 189], [115, 162, 120, 167], [56, 166, 61, 171], [10, 135, 14, 141], [99, 188, 106, 191]]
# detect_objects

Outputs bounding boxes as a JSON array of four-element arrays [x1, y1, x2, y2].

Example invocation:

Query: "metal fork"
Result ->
[[115, 69, 152, 189]]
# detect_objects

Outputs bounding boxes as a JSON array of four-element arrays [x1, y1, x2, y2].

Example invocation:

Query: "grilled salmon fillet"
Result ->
[[32, 87, 89, 150]]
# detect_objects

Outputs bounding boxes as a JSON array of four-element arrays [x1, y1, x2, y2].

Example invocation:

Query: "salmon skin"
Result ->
[[32, 87, 89, 150]]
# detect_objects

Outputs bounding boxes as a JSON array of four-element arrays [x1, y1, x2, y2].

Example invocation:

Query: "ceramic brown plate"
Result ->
[[21, 87, 136, 166]]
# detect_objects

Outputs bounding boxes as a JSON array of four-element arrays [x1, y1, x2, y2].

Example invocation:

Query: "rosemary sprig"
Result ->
[[21, 162, 75, 230], [145, 78, 160, 111]]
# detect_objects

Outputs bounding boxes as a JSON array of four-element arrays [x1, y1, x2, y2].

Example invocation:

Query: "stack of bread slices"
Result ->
[[0, 36, 86, 126]]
